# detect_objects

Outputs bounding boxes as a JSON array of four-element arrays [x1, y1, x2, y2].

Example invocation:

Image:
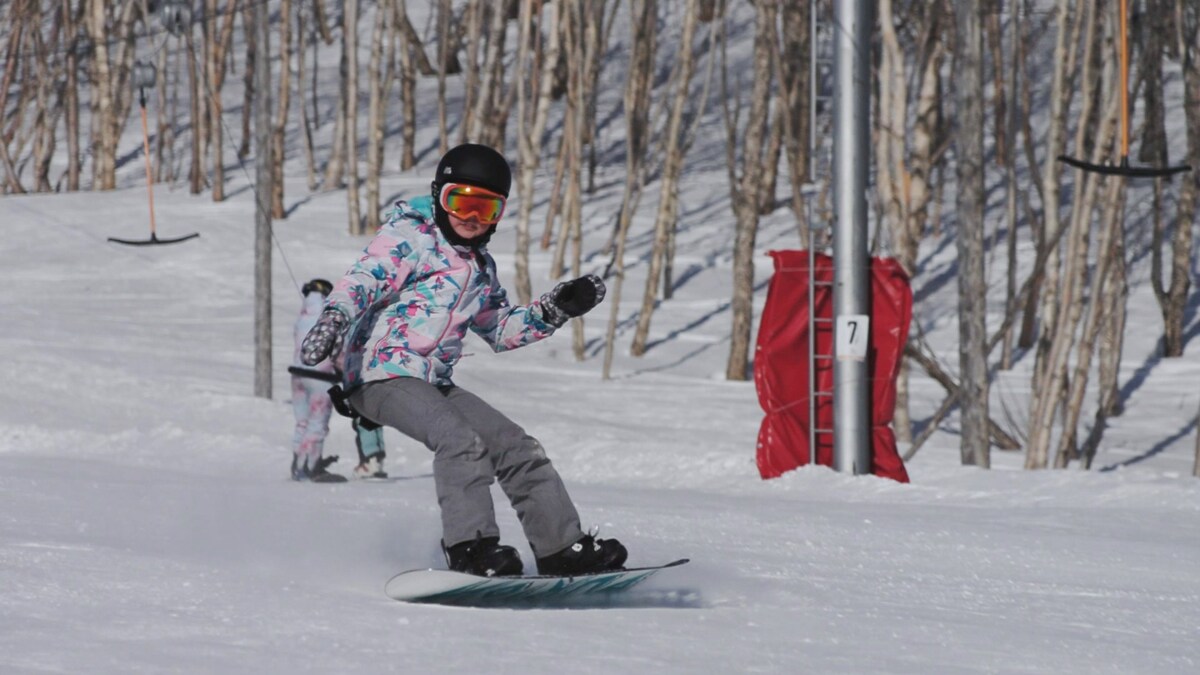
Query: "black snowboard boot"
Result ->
[[535, 533, 627, 576], [292, 455, 347, 483], [443, 535, 524, 577]]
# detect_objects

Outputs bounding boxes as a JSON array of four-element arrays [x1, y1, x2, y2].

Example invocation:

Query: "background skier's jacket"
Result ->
[[325, 196, 557, 388]]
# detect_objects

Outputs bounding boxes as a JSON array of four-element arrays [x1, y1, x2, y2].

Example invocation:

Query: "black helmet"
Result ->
[[432, 143, 512, 198], [301, 278, 333, 297]]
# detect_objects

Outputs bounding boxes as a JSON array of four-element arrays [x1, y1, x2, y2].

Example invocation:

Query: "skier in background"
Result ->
[[299, 143, 627, 577], [291, 278, 387, 482]]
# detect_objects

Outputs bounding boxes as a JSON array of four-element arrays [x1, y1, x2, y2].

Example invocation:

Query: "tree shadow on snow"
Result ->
[[1116, 290, 1200, 408], [1098, 416, 1197, 472]]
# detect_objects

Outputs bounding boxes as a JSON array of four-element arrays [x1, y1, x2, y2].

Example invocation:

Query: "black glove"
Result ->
[[301, 308, 350, 365], [540, 274, 606, 328]]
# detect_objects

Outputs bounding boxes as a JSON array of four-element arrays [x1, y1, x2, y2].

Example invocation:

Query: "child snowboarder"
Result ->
[[292, 278, 388, 482], [300, 143, 626, 577]]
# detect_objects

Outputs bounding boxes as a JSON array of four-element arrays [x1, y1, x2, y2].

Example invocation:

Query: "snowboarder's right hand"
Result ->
[[301, 307, 350, 366]]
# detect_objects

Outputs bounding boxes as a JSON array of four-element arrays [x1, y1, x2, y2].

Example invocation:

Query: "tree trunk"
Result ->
[[393, 6, 436, 76], [514, 0, 561, 303], [1020, 0, 1077, 351], [542, 130, 568, 253], [1000, 0, 1022, 370], [63, 0, 82, 191], [209, 0, 238, 202], [756, 100, 783, 215], [239, 0, 254, 159], [312, 0, 334, 44], [30, 1, 58, 193], [0, 8, 27, 194], [469, 1, 511, 149], [1082, 186, 1129, 469], [631, 0, 705, 357], [395, 1, 418, 171], [345, 0, 363, 233], [160, 36, 181, 183], [1152, 0, 1200, 357], [364, 2, 391, 233], [1054, 176, 1124, 469], [297, 6, 317, 190], [583, 1, 610, 195], [954, 0, 990, 468], [601, 0, 657, 379], [459, 1, 485, 143], [436, 0, 452, 154], [1027, 0, 1116, 469], [185, 25, 204, 194], [87, 0, 116, 190], [778, 0, 811, 239], [722, 0, 774, 381], [267, 0, 292, 218], [253, 0, 273, 399]]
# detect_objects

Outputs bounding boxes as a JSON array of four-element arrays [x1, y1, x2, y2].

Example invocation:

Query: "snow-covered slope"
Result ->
[[2, 166, 1198, 674]]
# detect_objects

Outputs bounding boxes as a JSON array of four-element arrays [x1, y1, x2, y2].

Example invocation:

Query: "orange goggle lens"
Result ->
[[439, 184, 506, 225]]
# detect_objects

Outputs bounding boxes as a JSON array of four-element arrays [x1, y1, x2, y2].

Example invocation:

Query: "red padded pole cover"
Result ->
[[754, 250, 911, 483]]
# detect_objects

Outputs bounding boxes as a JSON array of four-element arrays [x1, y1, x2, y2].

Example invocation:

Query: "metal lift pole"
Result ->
[[831, 0, 873, 474]]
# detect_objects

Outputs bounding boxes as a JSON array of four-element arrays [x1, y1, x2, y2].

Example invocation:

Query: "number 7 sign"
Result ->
[[836, 314, 870, 361]]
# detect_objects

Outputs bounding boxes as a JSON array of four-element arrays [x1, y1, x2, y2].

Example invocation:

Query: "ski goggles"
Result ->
[[438, 183, 507, 225]]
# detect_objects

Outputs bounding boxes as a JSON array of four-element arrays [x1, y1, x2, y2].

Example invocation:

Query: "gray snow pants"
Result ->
[[349, 377, 583, 557]]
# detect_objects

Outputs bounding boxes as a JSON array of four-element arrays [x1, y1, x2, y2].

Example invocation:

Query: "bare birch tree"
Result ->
[[1020, 0, 1080, 352], [549, 0, 603, 286], [876, 0, 948, 442], [1027, 0, 1121, 469], [28, 0, 61, 193], [321, 7, 347, 191], [954, 0, 991, 467], [207, 0, 238, 202], [64, 0, 84, 191], [270, 0, 293, 218], [777, 0, 813, 243], [394, 1, 419, 172], [184, 6, 206, 193], [0, 1, 28, 194], [344, 0, 363, 234], [1148, 0, 1199, 358], [1000, 0, 1024, 371], [630, 0, 708, 357], [297, 4, 318, 189], [363, 1, 392, 233], [513, 0, 562, 303], [436, 0, 454, 154], [157, 30, 181, 184], [722, 0, 774, 381], [601, 0, 657, 380], [467, 1, 512, 149], [85, 0, 139, 191], [459, 1, 485, 144]]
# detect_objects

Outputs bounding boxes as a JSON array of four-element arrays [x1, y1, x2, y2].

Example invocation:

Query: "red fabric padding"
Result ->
[[754, 250, 912, 483]]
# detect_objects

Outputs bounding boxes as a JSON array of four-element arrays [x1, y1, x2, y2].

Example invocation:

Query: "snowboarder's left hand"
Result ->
[[540, 274, 606, 327]]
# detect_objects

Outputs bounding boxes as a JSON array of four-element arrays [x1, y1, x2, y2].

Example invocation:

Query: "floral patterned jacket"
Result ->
[[326, 196, 558, 388]]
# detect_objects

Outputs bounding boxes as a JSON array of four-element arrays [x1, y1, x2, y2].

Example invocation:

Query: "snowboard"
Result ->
[[385, 558, 689, 606]]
